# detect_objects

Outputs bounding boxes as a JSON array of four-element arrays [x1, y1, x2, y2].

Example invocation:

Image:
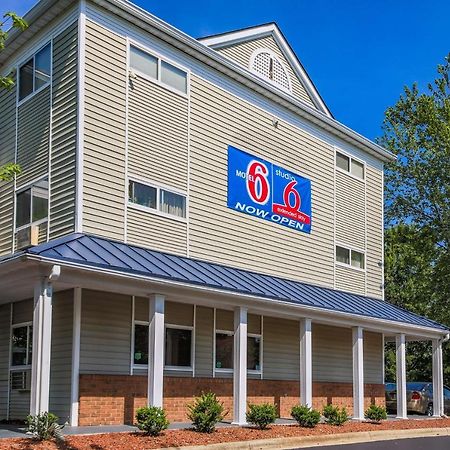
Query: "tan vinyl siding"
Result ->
[[128, 76, 188, 191], [335, 170, 365, 249], [83, 20, 127, 240], [49, 290, 73, 421], [216, 309, 233, 331], [263, 317, 299, 380], [16, 87, 51, 186], [195, 306, 213, 377], [165, 301, 194, 326], [134, 296, 148, 321], [80, 290, 132, 374], [126, 208, 187, 256], [0, 81, 16, 255], [248, 314, 261, 334], [217, 35, 315, 108], [364, 331, 383, 384], [189, 75, 334, 287], [8, 381, 31, 420], [312, 324, 352, 382], [49, 22, 78, 239], [366, 167, 384, 298], [12, 299, 33, 324], [0, 305, 10, 420], [335, 265, 366, 295]]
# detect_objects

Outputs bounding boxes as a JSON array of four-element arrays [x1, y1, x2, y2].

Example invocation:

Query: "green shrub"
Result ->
[[246, 403, 277, 430], [187, 392, 225, 433], [26, 412, 64, 441], [322, 405, 348, 426], [135, 406, 169, 436], [290, 405, 321, 428], [364, 404, 387, 423]]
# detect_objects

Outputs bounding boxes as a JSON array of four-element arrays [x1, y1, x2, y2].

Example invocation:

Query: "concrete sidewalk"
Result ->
[[161, 427, 450, 450]]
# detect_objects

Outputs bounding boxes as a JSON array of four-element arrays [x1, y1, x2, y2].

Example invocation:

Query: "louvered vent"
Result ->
[[252, 51, 290, 91]]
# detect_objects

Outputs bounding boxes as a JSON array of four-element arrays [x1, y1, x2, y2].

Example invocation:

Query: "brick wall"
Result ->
[[78, 374, 385, 425]]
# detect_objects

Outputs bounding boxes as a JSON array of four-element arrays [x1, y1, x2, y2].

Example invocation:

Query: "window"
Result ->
[[251, 50, 291, 91], [11, 324, 32, 367], [132, 323, 193, 369], [19, 43, 51, 101], [165, 327, 192, 368], [336, 245, 365, 270], [130, 46, 157, 79], [247, 335, 261, 371], [129, 45, 187, 94], [16, 179, 49, 229], [335, 151, 365, 180], [215, 332, 233, 370], [128, 180, 186, 219], [133, 323, 149, 365]]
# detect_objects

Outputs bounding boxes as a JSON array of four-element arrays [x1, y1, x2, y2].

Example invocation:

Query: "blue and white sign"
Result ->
[[227, 146, 312, 233]]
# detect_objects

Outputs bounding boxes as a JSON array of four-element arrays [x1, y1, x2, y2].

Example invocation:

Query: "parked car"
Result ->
[[385, 382, 450, 415]]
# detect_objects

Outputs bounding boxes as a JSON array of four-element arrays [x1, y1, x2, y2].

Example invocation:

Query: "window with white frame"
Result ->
[[15, 179, 49, 230], [335, 151, 365, 180], [251, 49, 291, 91], [11, 324, 33, 367], [132, 322, 193, 369], [336, 245, 365, 270], [215, 331, 262, 372], [19, 43, 51, 101], [128, 180, 186, 219], [129, 45, 187, 94], [165, 325, 192, 368]]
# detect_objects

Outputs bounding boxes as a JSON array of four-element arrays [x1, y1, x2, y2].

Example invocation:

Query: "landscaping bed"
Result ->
[[1, 417, 450, 450]]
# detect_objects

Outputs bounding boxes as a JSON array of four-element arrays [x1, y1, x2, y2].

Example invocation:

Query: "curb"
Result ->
[[159, 427, 450, 450]]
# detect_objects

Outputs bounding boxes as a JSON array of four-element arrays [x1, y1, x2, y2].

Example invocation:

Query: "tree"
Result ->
[[381, 54, 450, 385], [0, 11, 28, 182]]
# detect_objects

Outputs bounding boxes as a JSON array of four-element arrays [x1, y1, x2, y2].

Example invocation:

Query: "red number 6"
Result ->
[[283, 180, 301, 211], [247, 161, 270, 204]]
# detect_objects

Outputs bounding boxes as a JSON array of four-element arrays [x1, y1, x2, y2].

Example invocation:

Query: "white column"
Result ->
[[352, 326, 364, 420], [30, 278, 54, 415], [148, 294, 165, 407], [233, 306, 247, 425], [70, 288, 82, 426], [396, 333, 407, 419], [299, 318, 312, 407], [432, 339, 444, 417]]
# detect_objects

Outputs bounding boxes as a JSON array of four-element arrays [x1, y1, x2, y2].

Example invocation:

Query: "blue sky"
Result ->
[[5, 0, 449, 140]]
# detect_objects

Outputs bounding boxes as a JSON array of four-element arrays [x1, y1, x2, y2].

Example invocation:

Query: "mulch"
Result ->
[[2, 418, 450, 450]]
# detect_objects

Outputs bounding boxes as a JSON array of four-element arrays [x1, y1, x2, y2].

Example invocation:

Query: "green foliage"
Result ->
[[187, 392, 225, 433], [0, 163, 21, 182], [290, 405, 321, 428], [380, 54, 450, 385], [322, 405, 348, 426], [135, 406, 169, 436], [246, 403, 277, 430], [26, 412, 64, 442], [364, 405, 387, 423]]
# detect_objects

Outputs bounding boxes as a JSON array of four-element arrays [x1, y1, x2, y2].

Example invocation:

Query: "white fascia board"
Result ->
[[25, 254, 448, 338], [198, 24, 277, 48]]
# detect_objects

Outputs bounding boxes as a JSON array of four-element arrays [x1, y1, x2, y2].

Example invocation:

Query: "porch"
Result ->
[[0, 234, 447, 426]]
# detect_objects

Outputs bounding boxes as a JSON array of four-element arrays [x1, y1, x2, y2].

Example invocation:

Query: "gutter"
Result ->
[[23, 253, 448, 338]]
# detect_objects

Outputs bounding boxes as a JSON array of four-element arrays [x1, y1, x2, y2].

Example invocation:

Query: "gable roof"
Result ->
[[4, 233, 447, 334], [198, 23, 332, 117]]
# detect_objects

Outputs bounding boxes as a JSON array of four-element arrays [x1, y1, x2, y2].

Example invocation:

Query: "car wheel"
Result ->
[[426, 403, 433, 416]]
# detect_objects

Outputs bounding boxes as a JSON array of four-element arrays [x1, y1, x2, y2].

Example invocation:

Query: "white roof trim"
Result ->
[[199, 23, 332, 117]]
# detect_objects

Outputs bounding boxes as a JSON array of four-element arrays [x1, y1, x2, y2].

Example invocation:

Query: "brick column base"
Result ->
[[78, 374, 385, 425]]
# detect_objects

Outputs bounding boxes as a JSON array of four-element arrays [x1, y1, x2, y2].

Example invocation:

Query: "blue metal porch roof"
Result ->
[[11, 233, 448, 332]]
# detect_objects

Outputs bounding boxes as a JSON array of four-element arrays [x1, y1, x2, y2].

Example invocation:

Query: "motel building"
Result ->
[[0, 0, 449, 428]]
